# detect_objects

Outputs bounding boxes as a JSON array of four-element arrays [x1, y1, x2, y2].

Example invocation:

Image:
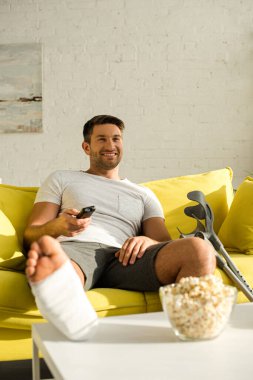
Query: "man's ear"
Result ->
[[82, 141, 90, 156]]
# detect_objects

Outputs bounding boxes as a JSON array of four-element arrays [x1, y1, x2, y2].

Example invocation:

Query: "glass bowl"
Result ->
[[159, 275, 237, 341]]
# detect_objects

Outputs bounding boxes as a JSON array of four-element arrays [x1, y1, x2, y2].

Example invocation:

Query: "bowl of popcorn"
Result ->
[[160, 275, 237, 341]]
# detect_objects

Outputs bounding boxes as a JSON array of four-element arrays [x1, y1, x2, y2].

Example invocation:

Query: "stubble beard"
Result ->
[[90, 151, 121, 171]]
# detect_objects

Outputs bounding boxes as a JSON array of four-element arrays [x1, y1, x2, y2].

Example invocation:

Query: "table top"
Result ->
[[32, 303, 253, 380]]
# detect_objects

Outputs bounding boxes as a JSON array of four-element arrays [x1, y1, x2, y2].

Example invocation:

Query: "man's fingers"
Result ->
[[67, 217, 91, 233], [122, 241, 142, 266], [71, 217, 91, 227], [116, 236, 154, 266], [136, 244, 147, 259], [118, 239, 135, 265], [67, 227, 88, 237], [128, 243, 142, 264], [64, 208, 79, 215]]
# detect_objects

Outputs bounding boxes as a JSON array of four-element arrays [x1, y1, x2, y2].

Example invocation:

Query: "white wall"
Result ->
[[0, 0, 253, 187]]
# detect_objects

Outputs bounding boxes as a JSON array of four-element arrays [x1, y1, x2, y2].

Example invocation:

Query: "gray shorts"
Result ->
[[60, 241, 169, 291]]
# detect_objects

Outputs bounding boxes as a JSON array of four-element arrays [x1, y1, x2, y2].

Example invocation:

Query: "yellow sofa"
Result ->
[[1, 167, 253, 361]]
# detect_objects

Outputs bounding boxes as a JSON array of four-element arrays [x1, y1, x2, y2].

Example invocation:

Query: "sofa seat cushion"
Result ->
[[1, 248, 252, 331], [214, 252, 253, 303], [142, 167, 234, 239], [0, 327, 33, 361], [0, 270, 42, 330], [0, 269, 162, 330], [0, 252, 252, 361]]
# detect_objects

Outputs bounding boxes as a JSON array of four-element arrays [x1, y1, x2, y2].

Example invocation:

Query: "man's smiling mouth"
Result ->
[[101, 152, 118, 157]]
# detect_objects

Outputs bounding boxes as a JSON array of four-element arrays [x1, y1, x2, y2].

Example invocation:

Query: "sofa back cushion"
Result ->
[[218, 177, 253, 254], [142, 167, 234, 239], [0, 184, 38, 270]]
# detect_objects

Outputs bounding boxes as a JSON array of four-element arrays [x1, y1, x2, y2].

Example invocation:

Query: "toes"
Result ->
[[25, 265, 35, 278], [30, 240, 41, 252], [27, 249, 40, 261], [26, 236, 68, 283], [26, 254, 38, 279], [26, 257, 38, 268]]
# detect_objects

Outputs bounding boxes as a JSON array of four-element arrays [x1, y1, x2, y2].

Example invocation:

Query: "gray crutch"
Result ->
[[178, 190, 253, 302]]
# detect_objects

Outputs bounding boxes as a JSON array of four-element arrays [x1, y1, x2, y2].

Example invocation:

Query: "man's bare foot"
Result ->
[[26, 236, 68, 283]]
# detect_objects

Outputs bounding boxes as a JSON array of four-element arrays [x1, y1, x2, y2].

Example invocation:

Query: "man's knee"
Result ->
[[185, 237, 216, 273], [154, 237, 216, 284]]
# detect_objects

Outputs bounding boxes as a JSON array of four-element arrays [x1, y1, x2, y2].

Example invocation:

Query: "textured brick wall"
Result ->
[[0, 0, 253, 187]]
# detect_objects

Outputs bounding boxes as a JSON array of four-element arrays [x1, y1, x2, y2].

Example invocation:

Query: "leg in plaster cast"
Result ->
[[26, 235, 98, 341]]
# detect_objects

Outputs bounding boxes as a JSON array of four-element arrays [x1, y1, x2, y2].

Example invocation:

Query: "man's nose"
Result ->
[[105, 139, 115, 149]]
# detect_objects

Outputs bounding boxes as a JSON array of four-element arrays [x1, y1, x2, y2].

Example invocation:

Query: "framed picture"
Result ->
[[0, 43, 42, 133]]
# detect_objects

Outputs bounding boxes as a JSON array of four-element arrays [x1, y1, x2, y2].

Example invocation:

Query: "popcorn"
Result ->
[[160, 275, 237, 340]]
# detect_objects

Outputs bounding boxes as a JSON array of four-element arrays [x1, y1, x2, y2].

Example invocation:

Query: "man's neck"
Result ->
[[85, 168, 121, 180]]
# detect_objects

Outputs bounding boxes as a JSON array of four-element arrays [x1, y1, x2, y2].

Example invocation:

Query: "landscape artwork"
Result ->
[[0, 43, 42, 133]]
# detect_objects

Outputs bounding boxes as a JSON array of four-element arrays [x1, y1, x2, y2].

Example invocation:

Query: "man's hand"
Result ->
[[24, 203, 93, 249], [115, 236, 156, 266], [56, 208, 91, 237]]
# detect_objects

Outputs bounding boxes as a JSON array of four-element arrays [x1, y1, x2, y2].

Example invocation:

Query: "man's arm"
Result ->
[[142, 217, 171, 242], [23, 202, 91, 250], [115, 217, 171, 266]]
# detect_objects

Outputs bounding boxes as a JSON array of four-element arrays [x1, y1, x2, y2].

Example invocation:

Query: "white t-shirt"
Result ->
[[35, 170, 164, 248]]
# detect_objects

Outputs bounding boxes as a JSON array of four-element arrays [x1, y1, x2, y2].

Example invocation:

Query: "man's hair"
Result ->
[[83, 115, 125, 142]]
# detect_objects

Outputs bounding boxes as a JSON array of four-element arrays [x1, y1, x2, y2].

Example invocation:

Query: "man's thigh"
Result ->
[[60, 241, 118, 290], [95, 242, 169, 292]]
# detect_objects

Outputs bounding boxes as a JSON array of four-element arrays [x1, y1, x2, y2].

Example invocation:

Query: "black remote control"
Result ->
[[76, 206, 96, 219]]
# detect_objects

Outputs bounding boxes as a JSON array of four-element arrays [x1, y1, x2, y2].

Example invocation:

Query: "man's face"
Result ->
[[83, 124, 123, 171]]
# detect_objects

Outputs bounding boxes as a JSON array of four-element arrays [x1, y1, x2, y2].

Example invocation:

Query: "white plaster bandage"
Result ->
[[30, 260, 98, 341]]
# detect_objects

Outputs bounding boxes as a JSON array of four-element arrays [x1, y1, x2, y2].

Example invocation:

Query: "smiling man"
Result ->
[[24, 115, 216, 341]]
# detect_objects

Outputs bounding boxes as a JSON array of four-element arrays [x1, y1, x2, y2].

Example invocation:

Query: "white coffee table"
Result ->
[[32, 303, 253, 380]]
